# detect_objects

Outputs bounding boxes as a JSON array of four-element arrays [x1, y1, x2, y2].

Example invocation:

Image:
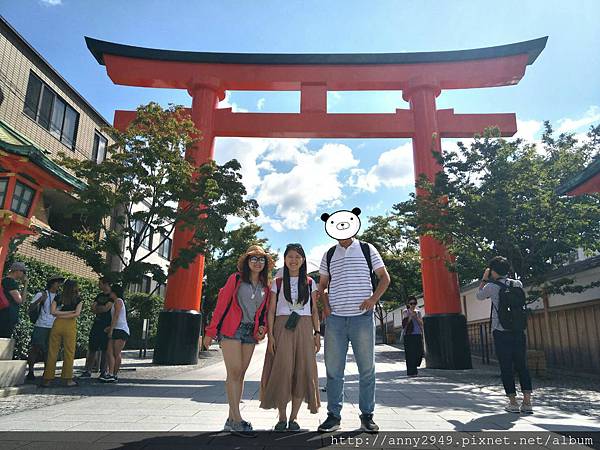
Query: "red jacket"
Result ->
[[205, 272, 270, 341]]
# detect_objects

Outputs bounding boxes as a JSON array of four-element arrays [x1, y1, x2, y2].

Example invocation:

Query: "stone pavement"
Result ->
[[0, 343, 598, 449]]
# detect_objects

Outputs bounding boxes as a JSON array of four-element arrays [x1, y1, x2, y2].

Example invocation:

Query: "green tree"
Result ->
[[392, 123, 600, 299], [360, 214, 422, 310], [360, 215, 422, 341], [35, 103, 258, 290]]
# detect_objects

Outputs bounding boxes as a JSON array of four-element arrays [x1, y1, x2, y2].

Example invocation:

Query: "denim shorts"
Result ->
[[221, 322, 257, 344]]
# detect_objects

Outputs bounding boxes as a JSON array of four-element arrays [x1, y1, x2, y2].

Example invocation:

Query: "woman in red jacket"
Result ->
[[203, 245, 273, 436]]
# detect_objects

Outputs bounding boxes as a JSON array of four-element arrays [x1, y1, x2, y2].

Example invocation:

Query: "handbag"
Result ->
[[285, 311, 301, 330], [28, 291, 46, 323]]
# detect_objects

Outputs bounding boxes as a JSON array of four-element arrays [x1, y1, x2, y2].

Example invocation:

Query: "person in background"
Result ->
[[41, 279, 83, 387], [80, 277, 113, 379], [25, 275, 64, 381], [100, 284, 129, 383], [203, 245, 272, 437], [476, 256, 533, 414], [402, 295, 424, 377], [0, 262, 27, 338], [260, 243, 321, 432]]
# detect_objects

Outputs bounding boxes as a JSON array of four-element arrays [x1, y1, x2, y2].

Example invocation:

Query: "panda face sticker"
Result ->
[[320, 207, 362, 240]]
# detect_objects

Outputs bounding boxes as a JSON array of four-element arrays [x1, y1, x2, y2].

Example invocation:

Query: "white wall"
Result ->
[[384, 264, 600, 326]]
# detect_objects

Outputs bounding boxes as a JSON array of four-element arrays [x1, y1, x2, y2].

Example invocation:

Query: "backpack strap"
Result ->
[[325, 245, 336, 283], [359, 241, 378, 291], [359, 241, 373, 273], [308, 277, 313, 313], [276, 277, 282, 304], [486, 278, 507, 324]]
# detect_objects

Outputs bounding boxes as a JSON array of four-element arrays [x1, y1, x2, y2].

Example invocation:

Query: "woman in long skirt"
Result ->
[[260, 243, 321, 431]]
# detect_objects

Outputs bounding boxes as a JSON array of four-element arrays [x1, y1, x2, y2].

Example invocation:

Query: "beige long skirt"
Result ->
[[260, 315, 321, 413]]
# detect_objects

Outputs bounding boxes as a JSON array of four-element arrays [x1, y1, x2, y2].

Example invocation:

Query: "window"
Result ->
[[92, 132, 108, 163], [158, 234, 172, 260], [128, 281, 141, 294], [158, 283, 167, 298], [0, 178, 8, 207], [133, 219, 153, 250], [141, 276, 152, 294], [23, 72, 79, 150], [11, 181, 35, 216]]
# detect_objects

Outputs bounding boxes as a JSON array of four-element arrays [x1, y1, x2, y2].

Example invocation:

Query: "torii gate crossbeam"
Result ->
[[86, 36, 547, 368]]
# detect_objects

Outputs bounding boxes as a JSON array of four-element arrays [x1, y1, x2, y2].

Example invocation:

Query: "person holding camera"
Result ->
[[26, 275, 64, 381], [402, 295, 424, 377], [260, 243, 321, 432], [476, 256, 533, 414]]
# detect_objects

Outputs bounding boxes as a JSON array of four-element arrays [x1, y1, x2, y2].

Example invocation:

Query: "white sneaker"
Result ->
[[504, 402, 520, 413], [520, 403, 533, 414]]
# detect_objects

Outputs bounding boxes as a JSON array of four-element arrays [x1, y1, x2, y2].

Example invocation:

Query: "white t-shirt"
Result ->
[[270, 276, 317, 317], [33, 290, 57, 328], [319, 239, 385, 317], [111, 298, 129, 334]]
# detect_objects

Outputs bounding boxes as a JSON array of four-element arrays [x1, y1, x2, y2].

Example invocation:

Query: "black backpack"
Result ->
[[489, 279, 528, 331], [326, 241, 378, 291]]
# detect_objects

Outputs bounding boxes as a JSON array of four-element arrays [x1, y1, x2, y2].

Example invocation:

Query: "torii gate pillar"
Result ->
[[404, 78, 470, 369], [86, 36, 547, 367], [152, 80, 222, 365]]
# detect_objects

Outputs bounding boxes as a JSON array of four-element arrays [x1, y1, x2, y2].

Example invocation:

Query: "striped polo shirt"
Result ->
[[319, 239, 385, 317]]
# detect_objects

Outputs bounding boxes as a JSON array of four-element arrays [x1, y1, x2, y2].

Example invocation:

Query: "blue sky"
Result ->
[[3, 0, 600, 265]]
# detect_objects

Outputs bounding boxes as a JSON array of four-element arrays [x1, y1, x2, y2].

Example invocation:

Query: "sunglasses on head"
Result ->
[[249, 256, 266, 264]]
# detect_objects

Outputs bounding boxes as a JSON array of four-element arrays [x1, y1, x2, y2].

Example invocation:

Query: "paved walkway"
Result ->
[[0, 343, 598, 448]]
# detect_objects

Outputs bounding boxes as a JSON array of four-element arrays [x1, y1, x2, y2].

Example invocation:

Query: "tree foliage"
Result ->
[[359, 214, 422, 311], [391, 123, 600, 299], [36, 103, 258, 289]]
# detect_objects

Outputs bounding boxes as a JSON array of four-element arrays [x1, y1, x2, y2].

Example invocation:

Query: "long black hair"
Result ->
[[283, 243, 309, 306], [60, 279, 79, 307]]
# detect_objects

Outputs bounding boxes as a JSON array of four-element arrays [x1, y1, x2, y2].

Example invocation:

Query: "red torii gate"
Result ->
[[86, 36, 547, 368]]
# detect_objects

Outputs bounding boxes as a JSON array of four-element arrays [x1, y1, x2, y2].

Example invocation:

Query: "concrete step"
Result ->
[[0, 338, 15, 360], [0, 360, 26, 388]]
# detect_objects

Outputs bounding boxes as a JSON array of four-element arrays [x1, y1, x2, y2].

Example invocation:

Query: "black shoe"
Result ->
[[78, 371, 92, 379], [359, 414, 379, 433], [25, 372, 35, 381], [318, 413, 340, 432]]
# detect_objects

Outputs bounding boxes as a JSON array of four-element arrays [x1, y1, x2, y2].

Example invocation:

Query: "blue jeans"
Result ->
[[324, 311, 375, 418]]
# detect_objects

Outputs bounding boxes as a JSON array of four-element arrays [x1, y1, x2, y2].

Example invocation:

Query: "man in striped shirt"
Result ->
[[317, 222, 390, 433]]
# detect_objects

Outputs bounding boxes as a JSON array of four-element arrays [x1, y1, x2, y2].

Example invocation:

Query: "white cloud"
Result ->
[[215, 138, 358, 232], [218, 92, 247, 113], [256, 160, 276, 172], [256, 143, 359, 230], [307, 243, 333, 268], [515, 119, 542, 142], [40, 0, 62, 4], [257, 98, 266, 111], [557, 106, 600, 134], [214, 137, 270, 196], [348, 142, 414, 192]]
